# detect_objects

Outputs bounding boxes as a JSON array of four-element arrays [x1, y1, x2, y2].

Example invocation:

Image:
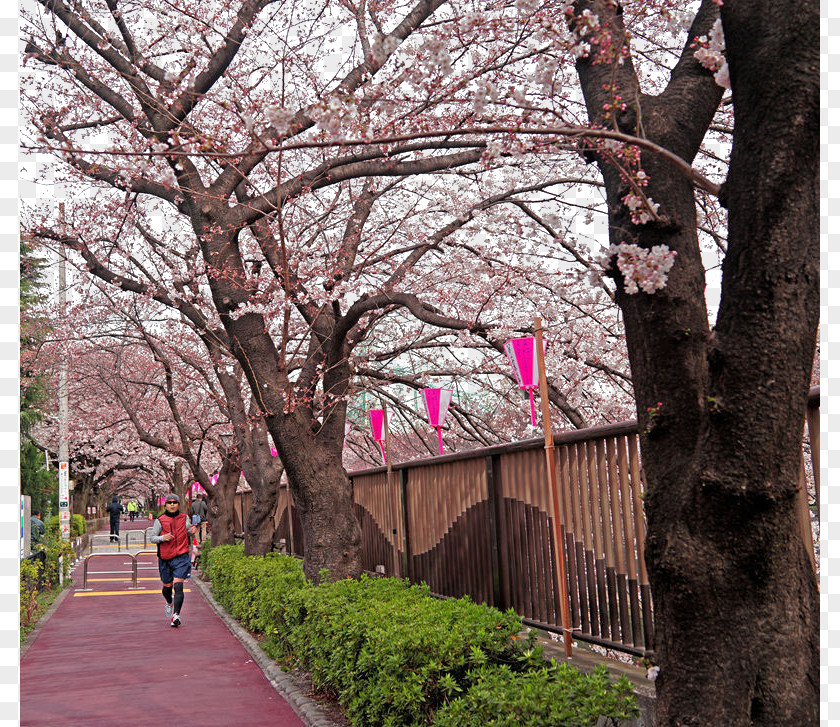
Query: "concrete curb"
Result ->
[[191, 574, 342, 727]]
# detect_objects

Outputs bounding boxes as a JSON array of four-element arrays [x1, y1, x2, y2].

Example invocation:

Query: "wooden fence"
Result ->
[[240, 387, 819, 657]]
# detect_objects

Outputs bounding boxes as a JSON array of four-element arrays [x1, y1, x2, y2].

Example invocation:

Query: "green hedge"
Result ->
[[45, 513, 86, 537], [432, 662, 638, 726], [204, 545, 639, 726]]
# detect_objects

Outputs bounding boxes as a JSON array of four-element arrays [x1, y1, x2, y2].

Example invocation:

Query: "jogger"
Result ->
[[150, 493, 197, 627]]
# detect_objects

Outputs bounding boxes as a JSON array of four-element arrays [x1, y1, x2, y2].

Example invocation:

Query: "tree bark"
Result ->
[[215, 367, 283, 556], [572, 0, 818, 723], [279, 437, 361, 582], [206, 458, 239, 547]]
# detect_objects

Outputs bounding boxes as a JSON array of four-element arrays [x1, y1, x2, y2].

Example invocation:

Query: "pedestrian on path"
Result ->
[[105, 495, 124, 542], [150, 493, 197, 627], [190, 493, 208, 542], [127, 500, 138, 521]]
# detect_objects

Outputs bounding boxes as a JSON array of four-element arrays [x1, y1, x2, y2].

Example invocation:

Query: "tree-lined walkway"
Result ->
[[20, 521, 305, 727]]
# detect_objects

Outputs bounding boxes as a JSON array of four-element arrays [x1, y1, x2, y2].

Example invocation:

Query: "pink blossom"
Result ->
[[608, 242, 677, 295]]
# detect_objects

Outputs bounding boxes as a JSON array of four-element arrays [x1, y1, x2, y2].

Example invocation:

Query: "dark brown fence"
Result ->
[[348, 421, 654, 655], [238, 388, 819, 657]]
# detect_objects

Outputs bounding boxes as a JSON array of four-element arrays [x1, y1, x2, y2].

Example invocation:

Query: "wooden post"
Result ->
[[534, 317, 573, 659], [381, 400, 400, 577]]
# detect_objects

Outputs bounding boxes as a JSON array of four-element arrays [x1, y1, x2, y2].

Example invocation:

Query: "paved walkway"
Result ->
[[20, 519, 306, 727]]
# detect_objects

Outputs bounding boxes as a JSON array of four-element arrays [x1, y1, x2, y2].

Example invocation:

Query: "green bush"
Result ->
[[287, 577, 527, 726], [432, 662, 639, 727], [198, 537, 213, 571], [46, 514, 85, 537], [202, 545, 639, 727], [20, 558, 41, 629], [206, 545, 309, 639], [29, 532, 73, 589]]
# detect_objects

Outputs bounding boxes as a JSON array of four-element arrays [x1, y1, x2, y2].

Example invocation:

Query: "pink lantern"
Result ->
[[504, 337, 541, 426], [190, 482, 207, 496], [368, 409, 387, 464], [422, 388, 452, 455]]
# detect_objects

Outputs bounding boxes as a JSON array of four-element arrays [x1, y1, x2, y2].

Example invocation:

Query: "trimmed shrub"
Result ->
[[202, 545, 639, 727], [46, 514, 86, 537], [287, 576, 527, 726], [432, 662, 639, 726]]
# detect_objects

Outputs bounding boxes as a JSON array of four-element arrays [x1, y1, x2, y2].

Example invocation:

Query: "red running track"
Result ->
[[20, 520, 305, 727]]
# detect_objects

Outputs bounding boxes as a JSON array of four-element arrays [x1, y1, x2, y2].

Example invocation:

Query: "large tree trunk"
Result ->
[[270, 418, 361, 583], [216, 368, 283, 556], [572, 0, 818, 723], [206, 458, 239, 547], [204, 223, 363, 580]]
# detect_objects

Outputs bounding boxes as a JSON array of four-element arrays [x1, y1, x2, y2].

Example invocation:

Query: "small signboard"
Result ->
[[59, 463, 70, 540], [58, 462, 70, 510]]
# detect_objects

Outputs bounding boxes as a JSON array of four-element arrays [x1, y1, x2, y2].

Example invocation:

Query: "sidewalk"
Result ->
[[20, 520, 307, 727]]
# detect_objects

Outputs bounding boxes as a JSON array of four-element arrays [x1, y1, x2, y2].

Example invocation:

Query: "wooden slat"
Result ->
[[806, 405, 819, 516], [798, 455, 816, 573], [585, 441, 610, 639], [594, 439, 620, 641], [628, 435, 653, 650], [566, 444, 588, 632], [558, 446, 581, 629], [574, 442, 597, 636]]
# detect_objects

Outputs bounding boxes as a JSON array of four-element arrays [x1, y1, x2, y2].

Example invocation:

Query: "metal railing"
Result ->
[[78, 549, 159, 590], [87, 530, 156, 552]]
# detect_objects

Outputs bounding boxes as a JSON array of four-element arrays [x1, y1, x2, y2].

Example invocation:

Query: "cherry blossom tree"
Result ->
[[21, 0, 817, 720], [561, 1, 817, 723], [22, 0, 633, 583]]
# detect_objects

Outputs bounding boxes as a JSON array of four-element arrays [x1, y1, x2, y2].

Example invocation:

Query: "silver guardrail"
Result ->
[[88, 529, 157, 552], [78, 547, 159, 590]]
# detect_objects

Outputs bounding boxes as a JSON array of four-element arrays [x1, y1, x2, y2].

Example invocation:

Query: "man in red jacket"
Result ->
[[150, 493, 197, 627]]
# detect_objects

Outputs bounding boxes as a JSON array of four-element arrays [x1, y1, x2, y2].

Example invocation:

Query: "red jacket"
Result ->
[[157, 513, 190, 560]]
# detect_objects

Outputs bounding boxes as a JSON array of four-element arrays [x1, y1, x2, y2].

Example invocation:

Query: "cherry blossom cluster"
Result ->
[[607, 242, 677, 295], [622, 191, 661, 225], [693, 19, 730, 89]]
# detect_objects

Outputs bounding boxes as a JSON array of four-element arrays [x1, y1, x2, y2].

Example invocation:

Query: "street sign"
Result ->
[[58, 462, 70, 540], [58, 462, 69, 508]]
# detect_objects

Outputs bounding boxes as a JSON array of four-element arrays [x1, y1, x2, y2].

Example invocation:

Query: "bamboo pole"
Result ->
[[381, 400, 400, 576], [534, 317, 573, 659]]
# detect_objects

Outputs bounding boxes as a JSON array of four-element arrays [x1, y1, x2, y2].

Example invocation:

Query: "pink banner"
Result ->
[[504, 336, 542, 426], [422, 388, 453, 454], [369, 409, 387, 464]]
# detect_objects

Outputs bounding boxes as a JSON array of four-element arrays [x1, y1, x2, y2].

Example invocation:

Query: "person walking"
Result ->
[[190, 494, 208, 543], [105, 495, 124, 542], [127, 500, 137, 522], [150, 493, 197, 627]]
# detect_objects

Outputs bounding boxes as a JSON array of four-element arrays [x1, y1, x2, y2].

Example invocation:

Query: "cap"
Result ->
[[164, 493, 180, 503]]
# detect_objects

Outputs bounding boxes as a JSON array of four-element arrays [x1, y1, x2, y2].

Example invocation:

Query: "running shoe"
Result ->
[[165, 603, 173, 619], [170, 614, 181, 627]]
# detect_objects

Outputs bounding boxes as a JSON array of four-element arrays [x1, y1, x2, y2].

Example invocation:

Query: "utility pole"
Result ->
[[57, 203, 71, 583]]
